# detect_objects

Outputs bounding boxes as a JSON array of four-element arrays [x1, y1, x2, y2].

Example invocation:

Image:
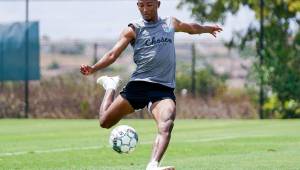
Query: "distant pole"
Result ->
[[0, 35, 3, 92], [93, 43, 98, 65], [24, 0, 29, 118], [259, 0, 264, 119], [191, 43, 196, 97]]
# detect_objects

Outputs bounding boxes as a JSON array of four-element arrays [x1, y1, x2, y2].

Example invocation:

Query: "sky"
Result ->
[[0, 0, 256, 41]]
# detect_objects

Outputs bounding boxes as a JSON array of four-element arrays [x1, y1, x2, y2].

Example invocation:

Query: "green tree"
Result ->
[[195, 67, 227, 98], [178, 0, 300, 117]]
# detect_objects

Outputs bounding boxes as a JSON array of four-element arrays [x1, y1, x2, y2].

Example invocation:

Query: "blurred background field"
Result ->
[[1, 0, 299, 119]]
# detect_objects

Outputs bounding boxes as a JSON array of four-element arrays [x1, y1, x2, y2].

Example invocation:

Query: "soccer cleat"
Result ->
[[96, 75, 121, 90], [146, 161, 158, 170], [146, 161, 175, 170], [156, 166, 175, 170], [146, 166, 175, 170]]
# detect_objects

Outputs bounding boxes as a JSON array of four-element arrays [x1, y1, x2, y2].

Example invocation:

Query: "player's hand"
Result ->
[[207, 25, 223, 38], [80, 64, 95, 75]]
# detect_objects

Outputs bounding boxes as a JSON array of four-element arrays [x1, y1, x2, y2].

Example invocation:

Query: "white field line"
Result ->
[[0, 136, 237, 157], [0, 145, 105, 157]]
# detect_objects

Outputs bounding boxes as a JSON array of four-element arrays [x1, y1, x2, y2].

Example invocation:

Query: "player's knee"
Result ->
[[163, 105, 176, 116], [100, 121, 112, 129], [99, 116, 112, 129]]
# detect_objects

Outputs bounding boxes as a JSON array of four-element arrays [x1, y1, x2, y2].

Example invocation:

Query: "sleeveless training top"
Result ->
[[129, 16, 176, 88]]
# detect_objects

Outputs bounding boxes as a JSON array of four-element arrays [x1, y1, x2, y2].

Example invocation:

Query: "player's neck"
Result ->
[[144, 15, 159, 24]]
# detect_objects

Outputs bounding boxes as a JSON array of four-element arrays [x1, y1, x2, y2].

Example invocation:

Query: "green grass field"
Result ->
[[0, 119, 300, 170]]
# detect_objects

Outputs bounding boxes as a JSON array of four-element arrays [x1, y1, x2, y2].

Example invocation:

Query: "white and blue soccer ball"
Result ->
[[109, 125, 138, 154]]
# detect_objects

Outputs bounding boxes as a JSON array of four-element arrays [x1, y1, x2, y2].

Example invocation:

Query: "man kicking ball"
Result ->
[[80, 0, 222, 169]]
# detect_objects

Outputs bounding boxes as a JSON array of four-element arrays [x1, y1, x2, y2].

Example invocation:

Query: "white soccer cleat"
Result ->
[[156, 166, 175, 170], [96, 75, 121, 90], [146, 161, 175, 170], [146, 161, 158, 170]]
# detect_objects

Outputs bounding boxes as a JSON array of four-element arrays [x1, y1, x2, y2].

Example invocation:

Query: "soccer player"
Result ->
[[80, 0, 222, 169]]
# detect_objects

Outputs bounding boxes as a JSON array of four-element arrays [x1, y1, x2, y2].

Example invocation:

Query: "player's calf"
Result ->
[[158, 119, 174, 138]]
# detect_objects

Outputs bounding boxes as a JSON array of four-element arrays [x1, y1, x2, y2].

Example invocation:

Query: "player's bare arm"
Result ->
[[172, 17, 223, 37], [80, 27, 136, 75]]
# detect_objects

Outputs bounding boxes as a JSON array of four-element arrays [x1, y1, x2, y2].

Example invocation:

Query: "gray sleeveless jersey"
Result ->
[[129, 16, 176, 88]]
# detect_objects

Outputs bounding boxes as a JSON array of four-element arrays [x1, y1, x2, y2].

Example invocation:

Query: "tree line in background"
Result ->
[[0, 71, 256, 119], [178, 0, 300, 118]]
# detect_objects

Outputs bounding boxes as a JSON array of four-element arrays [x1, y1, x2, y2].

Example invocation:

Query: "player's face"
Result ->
[[137, 0, 160, 21]]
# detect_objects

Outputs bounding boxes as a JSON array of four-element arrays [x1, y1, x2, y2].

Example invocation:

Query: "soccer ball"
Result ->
[[109, 125, 138, 154]]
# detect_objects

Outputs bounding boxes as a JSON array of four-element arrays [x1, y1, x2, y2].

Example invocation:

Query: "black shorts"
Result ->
[[120, 81, 176, 110]]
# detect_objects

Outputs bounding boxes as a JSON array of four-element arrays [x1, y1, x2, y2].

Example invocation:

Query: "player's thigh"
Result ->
[[102, 95, 135, 121], [150, 99, 176, 123]]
